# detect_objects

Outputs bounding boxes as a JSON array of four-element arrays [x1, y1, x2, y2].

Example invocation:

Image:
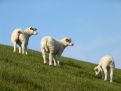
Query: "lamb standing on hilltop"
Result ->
[[11, 27, 38, 55], [94, 56, 115, 82], [40, 36, 74, 66]]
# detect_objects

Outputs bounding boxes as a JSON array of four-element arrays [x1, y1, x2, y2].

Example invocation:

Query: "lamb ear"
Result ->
[[18, 31, 22, 34], [94, 67, 98, 71], [30, 27, 33, 30], [65, 38, 71, 43], [65, 38, 69, 42]]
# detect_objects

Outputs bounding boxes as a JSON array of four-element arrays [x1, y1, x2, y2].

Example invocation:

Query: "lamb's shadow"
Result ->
[[63, 62, 82, 69]]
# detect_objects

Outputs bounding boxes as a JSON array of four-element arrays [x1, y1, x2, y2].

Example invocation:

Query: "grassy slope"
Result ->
[[0, 44, 121, 91]]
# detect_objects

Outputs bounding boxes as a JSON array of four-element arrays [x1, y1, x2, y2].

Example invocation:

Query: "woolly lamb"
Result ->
[[94, 56, 115, 82], [11, 27, 38, 55], [40, 36, 74, 66]]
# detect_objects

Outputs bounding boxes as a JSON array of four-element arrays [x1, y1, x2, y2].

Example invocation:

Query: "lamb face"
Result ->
[[94, 66, 102, 76], [63, 37, 74, 47], [28, 27, 38, 35]]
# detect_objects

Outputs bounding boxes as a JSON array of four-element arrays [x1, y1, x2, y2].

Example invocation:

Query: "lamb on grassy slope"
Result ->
[[41, 36, 74, 66], [11, 27, 38, 55], [94, 55, 115, 82]]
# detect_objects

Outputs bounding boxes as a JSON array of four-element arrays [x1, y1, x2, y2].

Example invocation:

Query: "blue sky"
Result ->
[[0, 0, 121, 68]]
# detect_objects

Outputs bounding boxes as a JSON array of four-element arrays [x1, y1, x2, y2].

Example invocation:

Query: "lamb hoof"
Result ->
[[43, 61, 47, 64], [49, 64, 52, 66], [104, 80, 107, 82], [110, 81, 112, 83]]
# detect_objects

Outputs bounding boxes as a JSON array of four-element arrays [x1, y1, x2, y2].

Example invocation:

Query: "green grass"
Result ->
[[0, 44, 121, 91]]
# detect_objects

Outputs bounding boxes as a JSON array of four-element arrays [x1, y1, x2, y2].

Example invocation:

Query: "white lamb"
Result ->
[[40, 36, 74, 66], [11, 27, 38, 55], [94, 56, 115, 82]]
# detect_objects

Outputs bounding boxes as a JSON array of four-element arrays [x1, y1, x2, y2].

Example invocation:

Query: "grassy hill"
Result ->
[[0, 44, 121, 91]]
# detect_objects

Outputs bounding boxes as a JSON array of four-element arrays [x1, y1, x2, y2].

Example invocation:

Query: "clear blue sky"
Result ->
[[0, 0, 121, 68]]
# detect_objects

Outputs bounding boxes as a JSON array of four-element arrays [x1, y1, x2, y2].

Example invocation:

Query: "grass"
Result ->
[[0, 44, 121, 91]]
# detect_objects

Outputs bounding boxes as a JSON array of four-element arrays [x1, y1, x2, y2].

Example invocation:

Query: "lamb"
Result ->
[[11, 27, 38, 55], [94, 56, 115, 82], [40, 36, 74, 66]]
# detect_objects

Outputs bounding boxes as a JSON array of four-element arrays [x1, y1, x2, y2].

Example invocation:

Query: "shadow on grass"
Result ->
[[63, 62, 82, 69]]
